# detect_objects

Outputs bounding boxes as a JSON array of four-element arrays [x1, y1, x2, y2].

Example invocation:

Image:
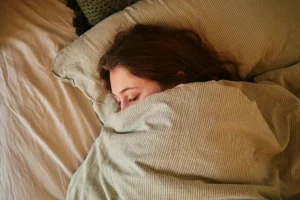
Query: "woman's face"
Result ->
[[110, 66, 163, 109]]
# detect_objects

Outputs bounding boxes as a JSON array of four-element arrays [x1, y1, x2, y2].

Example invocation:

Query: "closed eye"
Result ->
[[129, 96, 138, 102]]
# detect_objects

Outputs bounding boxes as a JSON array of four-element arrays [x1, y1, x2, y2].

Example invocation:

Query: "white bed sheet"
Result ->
[[0, 0, 101, 199]]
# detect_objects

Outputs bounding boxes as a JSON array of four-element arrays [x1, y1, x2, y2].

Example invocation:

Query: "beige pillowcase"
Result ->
[[52, 0, 300, 104]]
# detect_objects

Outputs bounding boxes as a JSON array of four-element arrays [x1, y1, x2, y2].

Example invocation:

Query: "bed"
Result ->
[[1, 0, 300, 200], [0, 0, 101, 199]]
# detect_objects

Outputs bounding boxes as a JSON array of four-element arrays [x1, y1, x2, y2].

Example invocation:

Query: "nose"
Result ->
[[120, 100, 129, 110]]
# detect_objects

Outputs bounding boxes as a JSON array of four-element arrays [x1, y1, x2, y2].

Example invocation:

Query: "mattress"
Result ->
[[0, 0, 101, 199]]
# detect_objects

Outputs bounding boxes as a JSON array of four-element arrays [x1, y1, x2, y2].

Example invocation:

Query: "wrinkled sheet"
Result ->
[[67, 63, 300, 200], [0, 0, 101, 199]]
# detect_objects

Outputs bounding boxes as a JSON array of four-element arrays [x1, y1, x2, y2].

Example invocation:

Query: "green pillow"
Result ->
[[76, 0, 139, 26]]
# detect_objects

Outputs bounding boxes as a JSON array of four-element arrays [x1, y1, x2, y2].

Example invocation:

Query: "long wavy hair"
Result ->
[[99, 24, 239, 91]]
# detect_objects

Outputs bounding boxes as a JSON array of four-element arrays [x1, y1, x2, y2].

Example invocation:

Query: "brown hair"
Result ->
[[99, 24, 239, 91]]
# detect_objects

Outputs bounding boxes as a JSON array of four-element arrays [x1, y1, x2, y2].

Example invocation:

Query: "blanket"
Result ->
[[66, 63, 300, 199]]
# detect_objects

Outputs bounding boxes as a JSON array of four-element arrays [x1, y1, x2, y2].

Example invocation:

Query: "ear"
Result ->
[[174, 71, 186, 85]]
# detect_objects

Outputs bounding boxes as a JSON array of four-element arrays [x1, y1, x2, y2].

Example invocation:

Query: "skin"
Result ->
[[110, 66, 163, 110]]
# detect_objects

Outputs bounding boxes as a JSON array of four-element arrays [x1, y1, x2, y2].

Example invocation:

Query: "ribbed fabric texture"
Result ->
[[65, 63, 300, 199]]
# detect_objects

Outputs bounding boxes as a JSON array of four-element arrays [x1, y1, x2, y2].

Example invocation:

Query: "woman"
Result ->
[[99, 24, 239, 109]]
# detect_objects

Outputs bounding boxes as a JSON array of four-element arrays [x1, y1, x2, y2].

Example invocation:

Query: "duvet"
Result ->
[[66, 63, 300, 200]]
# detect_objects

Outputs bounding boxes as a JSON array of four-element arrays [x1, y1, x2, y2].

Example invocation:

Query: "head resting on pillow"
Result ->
[[99, 24, 239, 109]]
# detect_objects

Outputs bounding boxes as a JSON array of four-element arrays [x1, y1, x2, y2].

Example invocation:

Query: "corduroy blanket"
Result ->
[[66, 63, 300, 200]]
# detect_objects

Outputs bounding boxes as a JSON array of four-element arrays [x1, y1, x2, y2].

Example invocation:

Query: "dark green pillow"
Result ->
[[67, 0, 91, 35], [76, 0, 139, 26]]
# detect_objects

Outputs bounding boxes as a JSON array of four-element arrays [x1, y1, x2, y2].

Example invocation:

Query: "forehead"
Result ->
[[110, 66, 138, 94], [110, 66, 131, 80]]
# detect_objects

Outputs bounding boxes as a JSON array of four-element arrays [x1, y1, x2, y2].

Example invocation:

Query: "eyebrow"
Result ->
[[113, 87, 138, 96]]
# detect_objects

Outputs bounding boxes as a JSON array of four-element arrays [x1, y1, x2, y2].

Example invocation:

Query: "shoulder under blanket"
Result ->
[[67, 63, 300, 199]]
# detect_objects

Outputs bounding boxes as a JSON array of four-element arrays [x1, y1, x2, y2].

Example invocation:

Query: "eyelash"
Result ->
[[116, 96, 138, 105], [129, 96, 138, 102]]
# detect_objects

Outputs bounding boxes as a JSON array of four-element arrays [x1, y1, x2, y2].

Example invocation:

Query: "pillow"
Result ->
[[76, 0, 139, 26], [67, 0, 91, 35], [52, 0, 300, 108]]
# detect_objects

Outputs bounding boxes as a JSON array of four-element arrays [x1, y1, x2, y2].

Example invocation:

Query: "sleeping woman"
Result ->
[[70, 24, 300, 200], [99, 24, 240, 109]]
